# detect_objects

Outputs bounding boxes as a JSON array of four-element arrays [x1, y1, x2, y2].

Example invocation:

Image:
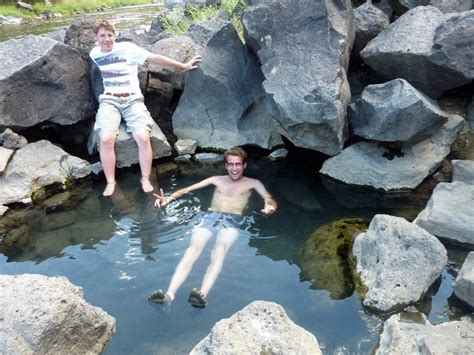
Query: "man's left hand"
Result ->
[[183, 55, 202, 71], [261, 202, 276, 215]]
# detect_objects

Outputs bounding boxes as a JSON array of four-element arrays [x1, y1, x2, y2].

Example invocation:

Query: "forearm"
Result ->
[[147, 53, 186, 69], [167, 188, 188, 201]]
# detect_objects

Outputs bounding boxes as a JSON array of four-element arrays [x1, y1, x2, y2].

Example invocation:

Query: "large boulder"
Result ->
[[148, 36, 199, 90], [452, 159, 474, 184], [414, 181, 474, 247], [389, 0, 473, 14], [453, 252, 474, 309], [186, 19, 222, 47], [352, 214, 447, 312], [0, 140, 91, 205], [353, 1, 390, 59], [190, 301, 322, 354], [88, 122, 172, 168], [0, 35, 95, 128], [376, 312, 474, 354], [0, 274, 115, 354], [173, 22, 282, 150], [349, 78, 449, 142], [320, 115, 465, 191], [361, 6, 473, 98], [63, 17, 96, 60], [242, 0, 354, 155]]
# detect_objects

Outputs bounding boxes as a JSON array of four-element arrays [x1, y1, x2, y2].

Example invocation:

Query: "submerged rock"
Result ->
[[298, 217, 369, 299], [353, 214, 447, 312], [0, 274, 115, 354], [190, 301, 322, 354], [376, 312, 474, 354]]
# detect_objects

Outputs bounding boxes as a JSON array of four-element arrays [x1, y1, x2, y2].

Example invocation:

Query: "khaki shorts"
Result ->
[[94, 94, 154, 136]]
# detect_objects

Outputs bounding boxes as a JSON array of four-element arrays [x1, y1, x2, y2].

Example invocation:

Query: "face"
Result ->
[[225, 155, 246, 181], [95, 27, 115, 52]]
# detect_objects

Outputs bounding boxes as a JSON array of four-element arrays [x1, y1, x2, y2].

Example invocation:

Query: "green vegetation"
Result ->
[[161, 0, 249, 39], [0, 0, 154, 19]]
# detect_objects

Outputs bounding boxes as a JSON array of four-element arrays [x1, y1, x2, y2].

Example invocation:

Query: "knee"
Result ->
[[211, 244, 228, 259], [133, 131, 150, 146], [100, 134, 115, 148]]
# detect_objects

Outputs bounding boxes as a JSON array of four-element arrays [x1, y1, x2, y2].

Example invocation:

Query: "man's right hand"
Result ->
[[153, 188, 169, 208]]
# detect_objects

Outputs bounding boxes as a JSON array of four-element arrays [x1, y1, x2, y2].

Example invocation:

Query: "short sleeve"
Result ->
[[125, 42, 151, 65]]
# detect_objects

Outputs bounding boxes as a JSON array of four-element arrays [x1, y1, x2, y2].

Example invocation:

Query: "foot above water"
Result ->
[[140, 177, 154, 193], [188, 288, 207, 308], [103, 182, 116, 196], [148, 289, 172, 304]]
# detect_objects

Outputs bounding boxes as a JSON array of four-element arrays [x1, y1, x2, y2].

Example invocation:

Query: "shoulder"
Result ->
[[89, 46, 101, 58]]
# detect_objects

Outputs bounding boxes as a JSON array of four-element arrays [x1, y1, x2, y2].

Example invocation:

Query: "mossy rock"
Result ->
[[297, 217, 370, 299]]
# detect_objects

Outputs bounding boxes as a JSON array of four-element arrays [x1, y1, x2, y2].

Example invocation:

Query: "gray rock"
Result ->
[[453, 252, 474, 308], [414, 181, 474, 247], [0, 147, 14, 174], [165, 0, 185, 9], [0, 205, 8, 216], [361, 6, 472, 98], [64, 17, 96, 60], [0, 274, 115, 354], [0, 128, 28, 149], [174, 154, 192, 163], [353, 1, 390, 58], [376, 313, 474, 354], [353, 214, 447, 312], [375, 0, 394, 18], [349, 79, 449, 142], [16, 1, 33, 11], [190, 301, 322, 355], [269, 148, 288, 161], [394, 0, 473, 14], [148, 36, 199, 90], [0, 15, 22, 25], [243, 0, 354, 155], [88, 122, 172, 168], [452, 159, 474, 184], [38, 210, 77, 232], [173, 22, 282, 150], [0, 140, 91, 205], [0, 35, 95, 128], [174, 138, 197, 155], [194, 152, 223, 164], [320, 115, 465, 191], [186, 19, 222, 47], [42, 26, 67, 43], [467, 98, 474, 131]]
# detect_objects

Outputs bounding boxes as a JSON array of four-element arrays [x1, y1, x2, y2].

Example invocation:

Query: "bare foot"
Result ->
[[140, 177, 154, 193], [103, 182, 116, 196]]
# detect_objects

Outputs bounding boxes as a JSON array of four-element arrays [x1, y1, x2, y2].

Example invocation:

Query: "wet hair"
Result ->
[[224, 146, 247, 163], [93, 20, 116, 35]]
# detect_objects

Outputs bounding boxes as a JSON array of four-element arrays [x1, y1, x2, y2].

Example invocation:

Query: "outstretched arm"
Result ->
[[146, 53, 201, 71], [154, 176, 217, 208], [253, 179, 278, 215]]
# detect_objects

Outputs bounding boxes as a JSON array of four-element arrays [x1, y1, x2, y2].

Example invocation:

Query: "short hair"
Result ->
[[93, 20, 116, 35], [224, 146, 247, 163]]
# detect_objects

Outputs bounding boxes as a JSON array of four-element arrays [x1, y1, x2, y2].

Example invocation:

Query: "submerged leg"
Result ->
[[199, 227, 239, 299], [164, 227, 213, 301]]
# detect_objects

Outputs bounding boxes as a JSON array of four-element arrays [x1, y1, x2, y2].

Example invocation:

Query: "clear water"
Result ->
[[0, 158, 471, 354], [0, 3, 163, 42]]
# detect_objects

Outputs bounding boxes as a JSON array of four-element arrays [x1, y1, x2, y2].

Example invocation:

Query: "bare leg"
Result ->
[[132, 130, 153, 193], [165, 227, 213, 301], [99, 133, 117, 196], [199, 227, 239, 297]]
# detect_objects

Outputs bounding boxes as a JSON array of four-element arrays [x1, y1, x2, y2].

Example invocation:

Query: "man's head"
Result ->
[[93, 20, 116, 53], [224, 147, 247, 181]]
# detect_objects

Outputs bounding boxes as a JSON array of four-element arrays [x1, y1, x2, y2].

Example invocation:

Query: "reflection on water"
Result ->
[[0, 159, 472, 354], [0, 4, 164, 43]]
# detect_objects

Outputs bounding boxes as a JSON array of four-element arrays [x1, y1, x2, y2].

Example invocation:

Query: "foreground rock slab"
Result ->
[[0, 35, 95, 127], [414, 181, 474, 247], [353, 214, 447, 312], [453, 252, 474, 309], [376, 312, 474, 354], [0, 140, 91, 205], [0, 274, 116, 354], [190, 301, 322, 354]]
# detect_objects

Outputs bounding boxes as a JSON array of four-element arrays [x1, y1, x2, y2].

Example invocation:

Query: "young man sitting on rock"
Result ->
[[90, 19, 201, 196], [149, 146, 278, 308]]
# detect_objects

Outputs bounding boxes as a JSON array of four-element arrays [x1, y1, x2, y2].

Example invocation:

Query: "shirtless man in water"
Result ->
[[149, 146, 277, 308]]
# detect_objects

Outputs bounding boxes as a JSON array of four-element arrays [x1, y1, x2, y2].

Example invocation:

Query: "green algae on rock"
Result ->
[[297, 217, 370, 299]]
